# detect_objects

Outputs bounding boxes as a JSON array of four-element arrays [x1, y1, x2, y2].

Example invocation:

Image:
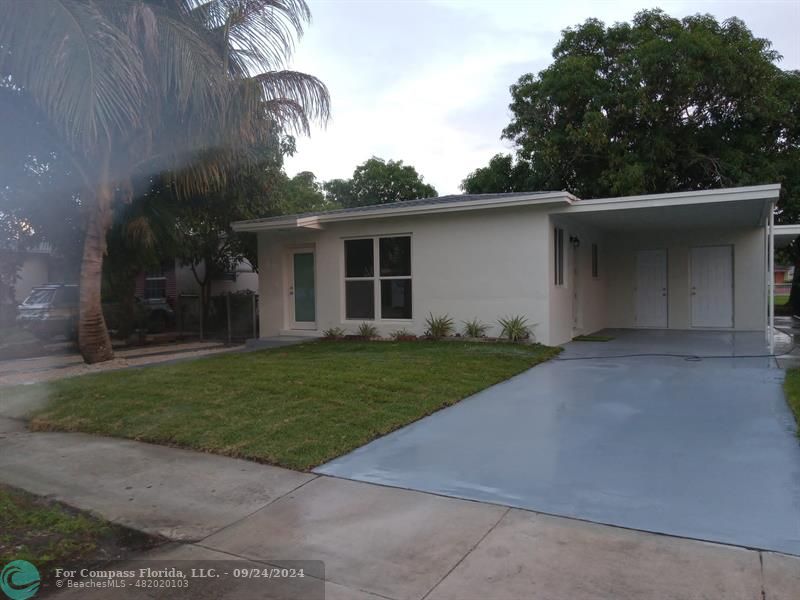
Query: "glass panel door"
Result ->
[[292, 251, 316, 326]]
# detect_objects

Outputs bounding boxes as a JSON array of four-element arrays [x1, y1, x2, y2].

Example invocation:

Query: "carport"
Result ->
[[317, 329, 800, 556], [547, 186, 778, 349]]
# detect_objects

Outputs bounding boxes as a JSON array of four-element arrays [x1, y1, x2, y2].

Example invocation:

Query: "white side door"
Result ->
[[691, 245, 733, 328], [635, 249, 668, 328]]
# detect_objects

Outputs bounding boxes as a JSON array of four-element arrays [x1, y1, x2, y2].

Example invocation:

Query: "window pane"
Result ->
[[554, 228, 564, 286], [381, 279, 412, 319], [345, 239, 374, 278], [346, 280, 374, 319], [379, 237, 411, 276], [293, 252, 316, 322]]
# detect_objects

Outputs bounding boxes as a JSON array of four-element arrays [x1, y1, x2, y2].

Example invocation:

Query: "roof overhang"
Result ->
[[774, 224, 800, 249], [232, 191, 576, 233], [552, 184, 780, 231]]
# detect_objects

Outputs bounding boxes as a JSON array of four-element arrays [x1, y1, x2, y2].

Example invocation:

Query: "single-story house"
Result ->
[[232, 184, 781, 347], [134, 258, 258, 303]]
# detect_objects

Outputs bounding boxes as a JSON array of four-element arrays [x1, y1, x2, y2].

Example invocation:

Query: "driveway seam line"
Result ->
[[318, 473, 794, 559], [419, 507, 510, 600], [188, 543, 400, 600], [195, 474, 319, 543], [759, 551, 766, 600]]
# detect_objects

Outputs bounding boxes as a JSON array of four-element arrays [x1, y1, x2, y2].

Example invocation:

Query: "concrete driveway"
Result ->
[[317, 329, 800, 556]]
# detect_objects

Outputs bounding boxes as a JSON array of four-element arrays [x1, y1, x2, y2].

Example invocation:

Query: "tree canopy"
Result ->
[[0, 0, 329, 362], [461, 154, 535, 194], [463, 10, 800, 219], [324, 157, 437, 208]]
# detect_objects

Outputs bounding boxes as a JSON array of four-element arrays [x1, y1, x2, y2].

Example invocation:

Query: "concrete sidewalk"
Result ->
[[0, 428, 797, 599]]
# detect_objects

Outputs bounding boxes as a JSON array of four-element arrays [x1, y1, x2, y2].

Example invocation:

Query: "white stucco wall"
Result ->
[[175, 260, 258, 296], [15, 254, 50, 302], [257, 207, 554, 342], [604, 227, 766, 331], [254, 206, 767, 347], [547, 218, 608, 345]]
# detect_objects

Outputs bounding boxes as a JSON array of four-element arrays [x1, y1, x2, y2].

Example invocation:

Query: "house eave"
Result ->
[[558, 184, 781, 214], [231, 191, 577, 233]]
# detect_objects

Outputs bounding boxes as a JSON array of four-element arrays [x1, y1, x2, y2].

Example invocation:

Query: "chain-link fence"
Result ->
[[177, 291, 258, 342]]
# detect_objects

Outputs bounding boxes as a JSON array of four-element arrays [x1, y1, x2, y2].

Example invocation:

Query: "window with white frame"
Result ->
[[345, 236, 412, 320], [554, 227, 564, 286], [591, 243, 599, 278], [144, 263, 168, 299]]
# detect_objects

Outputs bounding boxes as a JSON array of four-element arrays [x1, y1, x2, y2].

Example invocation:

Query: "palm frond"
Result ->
[[0, 0, 147, 154], [200, 0, 311, 70], [251, 70, 330, 133]]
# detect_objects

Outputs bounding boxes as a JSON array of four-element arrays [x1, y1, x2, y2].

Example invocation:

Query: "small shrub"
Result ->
[[462, 318, 488, 338], [498, 315, 531, 342], [357, 322, 378, 339], [425, 313, 454, 339], [391, 328, 417, 341], [322, 327, 346, 339]]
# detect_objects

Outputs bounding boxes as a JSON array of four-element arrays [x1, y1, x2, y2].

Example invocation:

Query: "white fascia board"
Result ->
[[774, 224, 800, 236], [559, 184, 781, 215], [231, 191, 576, 233], [316, 192, 575, 223], [232, 216, 322, 232]]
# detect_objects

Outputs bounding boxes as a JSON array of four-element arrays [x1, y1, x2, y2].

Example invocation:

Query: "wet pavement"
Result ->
[[317, 329, 800, 556]]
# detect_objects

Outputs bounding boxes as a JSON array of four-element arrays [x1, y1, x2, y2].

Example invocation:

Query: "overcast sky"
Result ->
[[284, 0, 800, 195]]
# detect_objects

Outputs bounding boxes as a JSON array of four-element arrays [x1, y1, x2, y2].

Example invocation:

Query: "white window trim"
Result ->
[[554, 227, 565, 287], [343, 234, 413, 322]]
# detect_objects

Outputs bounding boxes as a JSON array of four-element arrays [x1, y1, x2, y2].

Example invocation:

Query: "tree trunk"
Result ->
[[78, 184, 114, 363]]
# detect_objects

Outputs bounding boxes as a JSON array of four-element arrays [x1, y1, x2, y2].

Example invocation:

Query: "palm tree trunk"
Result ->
[[78, 184, 114, 363]]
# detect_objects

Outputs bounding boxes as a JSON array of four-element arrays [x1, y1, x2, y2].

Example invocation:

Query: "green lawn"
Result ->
[[25, 340, 559, 470], [774, 294, 790, 306], [783, 369, 800, 435], [0, 485, 156, 569]]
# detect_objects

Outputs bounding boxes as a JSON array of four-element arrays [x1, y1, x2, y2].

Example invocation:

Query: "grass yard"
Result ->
[[774, 294, 790, 306], [24, 340, 559, 470], [0, 484, 157, 570], [783, 369, 800, 435]]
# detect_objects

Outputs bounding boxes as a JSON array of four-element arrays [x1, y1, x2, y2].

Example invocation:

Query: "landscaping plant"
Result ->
[[322, 327, 347, 340], [462, 318, 488, 338], [425, 313, 454, 339], [357, 322, 379, 339], [498, 315, 531, 342], [391, 329, 417, 341]]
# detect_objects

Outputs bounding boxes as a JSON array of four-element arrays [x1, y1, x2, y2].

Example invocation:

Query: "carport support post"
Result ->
[[769, 205, 775, 353]]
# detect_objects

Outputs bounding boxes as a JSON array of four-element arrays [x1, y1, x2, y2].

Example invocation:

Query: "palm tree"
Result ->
[[0, 0, 329, 362]]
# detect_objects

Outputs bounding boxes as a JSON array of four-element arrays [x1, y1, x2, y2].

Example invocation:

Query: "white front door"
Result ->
[[290, 250, 316, 330], [690, 245, 733, 328], [635, 249, 668, 328]]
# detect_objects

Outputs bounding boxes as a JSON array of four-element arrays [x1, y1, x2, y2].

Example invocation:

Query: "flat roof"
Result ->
[[232, 184, 781, 233]]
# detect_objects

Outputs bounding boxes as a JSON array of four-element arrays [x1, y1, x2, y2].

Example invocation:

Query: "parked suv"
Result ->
[[17, 284, 175, 340], [16, 284, 79, 340]]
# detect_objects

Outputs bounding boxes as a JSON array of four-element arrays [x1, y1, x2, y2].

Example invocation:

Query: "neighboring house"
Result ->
[[774, 265, 793, 295], [134, 259, 258, 303], [0, 242, 57, 303], [232, 184, 781, 347]]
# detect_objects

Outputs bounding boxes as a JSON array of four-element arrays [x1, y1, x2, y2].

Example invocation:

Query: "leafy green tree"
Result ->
[[461, 154, 536, 194], [467, 10, 799, 211], [324, 157, 437, 207], [271, 171, 334, 214], [0, 0, 329, 363]]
